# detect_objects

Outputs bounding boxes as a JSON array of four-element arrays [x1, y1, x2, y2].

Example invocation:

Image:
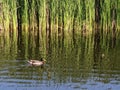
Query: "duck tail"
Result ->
[[27, 60, 30, 63]]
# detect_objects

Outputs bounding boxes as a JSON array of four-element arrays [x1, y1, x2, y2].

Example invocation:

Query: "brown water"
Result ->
[[0, 33, 120, 90]]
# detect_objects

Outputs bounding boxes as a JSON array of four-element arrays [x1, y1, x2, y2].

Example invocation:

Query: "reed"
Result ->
[[22, 0, 29, 31], [1, 0, 120, 39], [2, 0, 10, 31], [117, 0, 120, 30]]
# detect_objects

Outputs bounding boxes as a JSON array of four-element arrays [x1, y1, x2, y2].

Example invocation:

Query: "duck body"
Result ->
[[28, 59, 46, 66]]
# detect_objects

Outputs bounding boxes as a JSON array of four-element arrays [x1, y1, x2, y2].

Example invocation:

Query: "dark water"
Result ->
[[0, 33, 120, 90]]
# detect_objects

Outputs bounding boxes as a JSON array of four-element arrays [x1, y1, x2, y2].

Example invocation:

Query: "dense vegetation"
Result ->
[[0, 0, 120, 36]]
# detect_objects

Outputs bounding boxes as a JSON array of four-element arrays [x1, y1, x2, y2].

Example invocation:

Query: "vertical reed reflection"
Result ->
[[94, 24, 100, 62]]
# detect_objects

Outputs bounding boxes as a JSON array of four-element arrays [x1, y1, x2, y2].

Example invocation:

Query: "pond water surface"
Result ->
[[0, 33, 120, 90]]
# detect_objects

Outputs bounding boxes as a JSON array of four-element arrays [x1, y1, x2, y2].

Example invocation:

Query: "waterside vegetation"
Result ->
[[0, 0, 119, 36]]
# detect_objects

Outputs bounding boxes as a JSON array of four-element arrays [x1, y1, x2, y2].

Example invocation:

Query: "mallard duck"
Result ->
[[28, 58, 46, 66]]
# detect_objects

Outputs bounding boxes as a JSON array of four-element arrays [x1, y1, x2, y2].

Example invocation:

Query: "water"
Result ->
[[0, 59, 119, 90], [0, 34, 120, 90]]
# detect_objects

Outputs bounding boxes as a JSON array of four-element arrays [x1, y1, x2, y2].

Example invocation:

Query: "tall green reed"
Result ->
[[1, 0, 120, 38]]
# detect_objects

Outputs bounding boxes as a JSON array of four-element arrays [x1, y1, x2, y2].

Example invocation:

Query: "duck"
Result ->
[[28, 58, 46, 66]]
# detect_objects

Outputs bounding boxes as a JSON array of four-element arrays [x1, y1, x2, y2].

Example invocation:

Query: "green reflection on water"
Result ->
[[0, 29, 120, 86]]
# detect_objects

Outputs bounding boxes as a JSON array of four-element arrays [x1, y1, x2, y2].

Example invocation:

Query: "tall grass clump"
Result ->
[[101, 0, 111, 31], [22, 0, 29, 31], [28, 0, 36, 30], [2, 0, 17, 31], [116, 0, 120, 29], [2, 0, 10, 31], [35, 0, 46, 38], [1, 0, 120, 40]]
